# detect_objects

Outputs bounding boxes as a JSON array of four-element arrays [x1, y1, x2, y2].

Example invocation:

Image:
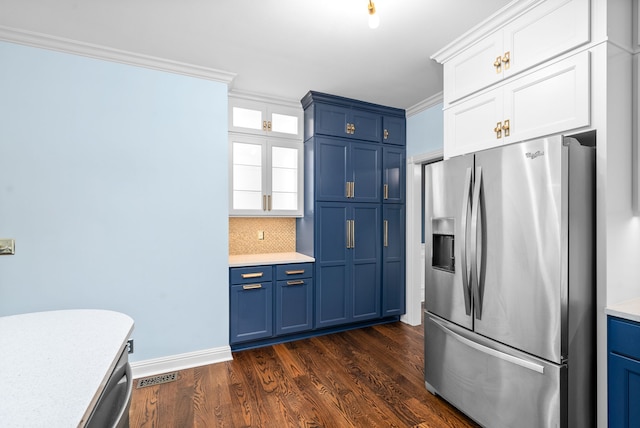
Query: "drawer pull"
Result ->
[[286, 280, 305, 286], [241, 272, 263, 279], [242, 284, 262, 290], [285, 269, 305, 275]]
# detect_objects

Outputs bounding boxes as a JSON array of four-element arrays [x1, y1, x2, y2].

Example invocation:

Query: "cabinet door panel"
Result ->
[[230, 283, 273, 344], [444, 31, 503, 104], [351, 204, 381, 321], [315, 104, 350, 138], [351, 109, 382, 142], [316, 264, 349, 327], [609, 352, 640, 428], [444, 89, 503, 158], [504, 0, 589, 79], [351, 143, 381, 203], [383, 205, 405, 316], [505, 51, 590, 145], [383, 116, 406, 146], [276, 279, 313, 335], [383, 147, 405, 203], [315, 137, 348, 201]]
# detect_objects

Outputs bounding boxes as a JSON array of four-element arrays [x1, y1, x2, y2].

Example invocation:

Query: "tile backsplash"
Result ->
[[229, 217, 296, 255]]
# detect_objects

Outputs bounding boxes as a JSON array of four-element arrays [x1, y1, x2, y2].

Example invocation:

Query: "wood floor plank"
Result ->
[[129, 322, 479, 427]]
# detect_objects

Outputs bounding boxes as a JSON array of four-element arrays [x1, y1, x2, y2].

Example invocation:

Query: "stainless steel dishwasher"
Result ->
[[86, 346, 132, 428]]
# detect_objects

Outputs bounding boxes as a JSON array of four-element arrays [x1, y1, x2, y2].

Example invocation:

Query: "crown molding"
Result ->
[[430, 0, 543, 64], [228, 89, 302, 109], [406, 92, 443, 117], [0, 25, 236, 84]]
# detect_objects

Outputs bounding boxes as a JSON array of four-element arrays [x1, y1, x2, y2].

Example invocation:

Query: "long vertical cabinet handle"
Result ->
[[346, 182, 351, 198], [346, 220, 352, 248], [262, 195, 267, 211], [350, 220, 355, 249], [460, 167, 473, 316], [384, 220, 389, 247], [470, 166, 484, 320]]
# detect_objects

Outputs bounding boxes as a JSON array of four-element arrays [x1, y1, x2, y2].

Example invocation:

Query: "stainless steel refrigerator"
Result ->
[[423, 135, 595, 428]]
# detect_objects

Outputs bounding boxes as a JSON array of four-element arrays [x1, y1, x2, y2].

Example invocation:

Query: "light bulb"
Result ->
[[368, 1, 379, 29]]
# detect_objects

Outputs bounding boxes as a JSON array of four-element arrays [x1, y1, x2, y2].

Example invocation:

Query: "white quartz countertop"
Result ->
[[229, 252, 315, 267], [0, 309, 134, 428], [606, 297, 640, 323]]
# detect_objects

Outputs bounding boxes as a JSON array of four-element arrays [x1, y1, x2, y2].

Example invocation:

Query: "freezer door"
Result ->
[[472, 136, 566, 363], [424, 155, 474, 330], [425, 314, 565, 428]]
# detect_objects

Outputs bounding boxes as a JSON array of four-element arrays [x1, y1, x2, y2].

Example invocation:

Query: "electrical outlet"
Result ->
[[127, 339, 134, 354], [258, 230, 265, 240]]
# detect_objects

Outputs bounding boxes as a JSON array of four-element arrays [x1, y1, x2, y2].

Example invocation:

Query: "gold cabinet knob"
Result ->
[[384, 129, 389, 140], [502, 51, 510, 70], [502, 119, 510, 137], [494, 56, 502, 73]]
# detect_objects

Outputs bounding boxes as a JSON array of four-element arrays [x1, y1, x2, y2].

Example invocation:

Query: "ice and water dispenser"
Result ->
[[432, 218, 455, 272]]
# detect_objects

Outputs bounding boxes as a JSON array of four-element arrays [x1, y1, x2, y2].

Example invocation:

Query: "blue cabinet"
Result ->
[[315, 202, 381, 328], [230, 262, 313, 347], [383, 115, 406, 146], [299, 91, 405, 332], [382, 204, 406, 316], [229, 266, 273, 344], [275, 263, 313, 335], [315, 137, 381, 203], [608, 316, 640, 428], [383, 146, 405, 204]]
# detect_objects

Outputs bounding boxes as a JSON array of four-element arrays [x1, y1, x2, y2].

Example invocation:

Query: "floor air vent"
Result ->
[[136, 372, 178, 389]]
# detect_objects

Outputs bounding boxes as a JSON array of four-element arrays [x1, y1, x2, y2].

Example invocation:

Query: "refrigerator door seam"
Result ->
[[430, 316, 545, 374]]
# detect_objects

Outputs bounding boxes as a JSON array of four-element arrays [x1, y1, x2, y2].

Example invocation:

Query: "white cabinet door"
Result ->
[[229, 97, 302, 139], [505, 50, 590, 144], [229, 134, 303, 216], [504, 0, 590, 79], [444, 51, 590, 158], [443, 0, 589, 105], [444, 88, 503, 158]]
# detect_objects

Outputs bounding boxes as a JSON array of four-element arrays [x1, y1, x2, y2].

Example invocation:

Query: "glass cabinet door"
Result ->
[[270, 144, 300, 212], [229, 97, 302, 139], [231, 138, 264, 212]]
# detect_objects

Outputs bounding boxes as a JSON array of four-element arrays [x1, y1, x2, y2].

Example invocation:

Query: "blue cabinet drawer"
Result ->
[[276, 263, 313, 280], [609, 317, 640, 359], [230, 266, 273, 285]]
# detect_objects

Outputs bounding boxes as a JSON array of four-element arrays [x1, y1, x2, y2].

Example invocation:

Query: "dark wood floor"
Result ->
[[129, 322, 479, 427]]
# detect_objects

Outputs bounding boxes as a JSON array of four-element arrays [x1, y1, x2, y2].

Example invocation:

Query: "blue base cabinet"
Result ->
[[299, 91, 406, 332], [230, 263, 313, 348], [608, 316, 640, 428]]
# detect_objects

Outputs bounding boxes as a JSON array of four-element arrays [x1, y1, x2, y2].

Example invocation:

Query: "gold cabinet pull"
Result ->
[[242, 284, 263, 290], [285, 270, 305, 275], [346, 123, 356, 134], [494, 56, 502, 73], [384, 220, 389, 247], [263, 120, 268, 131], [502, 51, 510, 70], [262, 194, 267, 211], [384, 129, 389, 140], [350, 219, 355, 248], [350, 182, 355, 198], [494, 121, 503, 139], [346, 182, 351, 198], [352, 123, 356, 134], [383, 184, 389, 200], [267, 194, 272, 211], [502, 119, 510, 137], [286, 280, 305, 286], [267, 120, 272, 131], [241, 272, 263, 279], [346, 220, 352, 248]]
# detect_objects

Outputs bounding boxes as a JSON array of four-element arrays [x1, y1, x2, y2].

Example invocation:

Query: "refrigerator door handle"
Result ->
[[430, 316, 545, 374], [460, 167, 473, 315], [471, 166, 484, 319]]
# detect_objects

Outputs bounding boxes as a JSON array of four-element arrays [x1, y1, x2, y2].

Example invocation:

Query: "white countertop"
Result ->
[[0, 309, 134, 428], [229, 251, 315, 267], [606, 297, 640, 323]]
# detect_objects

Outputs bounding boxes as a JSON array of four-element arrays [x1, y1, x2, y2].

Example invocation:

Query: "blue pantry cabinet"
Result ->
[[298, 91, 406, 331], [608, 316, 640, 428]]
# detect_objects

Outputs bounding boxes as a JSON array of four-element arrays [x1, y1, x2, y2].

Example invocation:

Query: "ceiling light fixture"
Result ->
[[368, 0, 380, 29]]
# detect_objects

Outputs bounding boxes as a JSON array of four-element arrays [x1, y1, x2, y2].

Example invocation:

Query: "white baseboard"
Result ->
[[131, 346, 233, 379]]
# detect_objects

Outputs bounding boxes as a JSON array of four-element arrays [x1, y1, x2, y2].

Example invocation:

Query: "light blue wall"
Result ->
[[406, 102, 444, 157], [0, 42, 229, 361]]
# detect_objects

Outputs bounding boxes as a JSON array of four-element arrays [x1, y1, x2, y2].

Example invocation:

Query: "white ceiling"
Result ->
[[0, 0, 513, 110]]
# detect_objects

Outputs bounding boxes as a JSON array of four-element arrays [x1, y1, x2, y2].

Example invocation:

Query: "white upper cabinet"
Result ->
[[444, 50, 590, 158], [442, 0, 590, 105], [229, 134, 303, 217], [229, 96, 303, 139]]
